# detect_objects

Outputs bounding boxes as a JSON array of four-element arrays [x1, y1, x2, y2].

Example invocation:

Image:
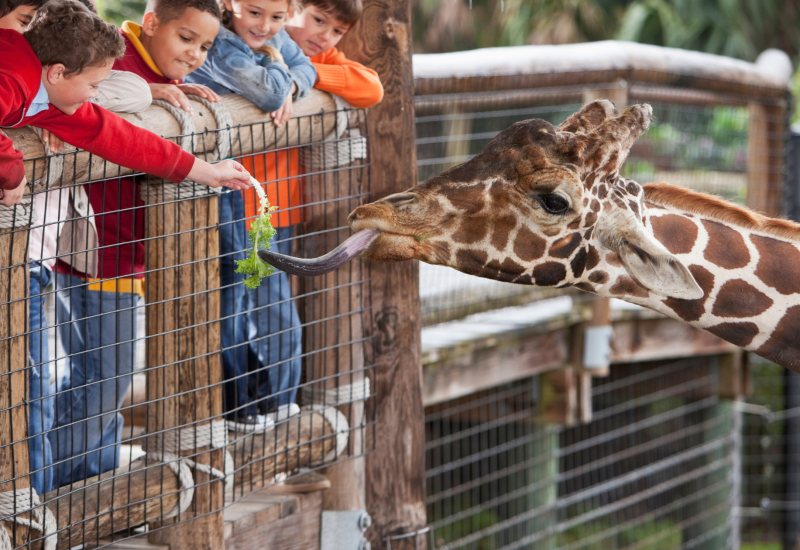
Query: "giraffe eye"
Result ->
[[537, 194, 570, 215]]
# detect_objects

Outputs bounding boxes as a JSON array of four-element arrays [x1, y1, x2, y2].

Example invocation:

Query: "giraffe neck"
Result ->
[[584, 199, 800, 370]]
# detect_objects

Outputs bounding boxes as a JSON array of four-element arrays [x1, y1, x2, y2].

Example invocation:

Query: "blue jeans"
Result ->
[[49, 273, 138, 487], [219, 191, 302, 418], [28, 263, 54, 495]]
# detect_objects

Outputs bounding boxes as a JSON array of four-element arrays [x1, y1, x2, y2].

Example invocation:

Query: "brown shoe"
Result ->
[[268, 471, 331, 493]]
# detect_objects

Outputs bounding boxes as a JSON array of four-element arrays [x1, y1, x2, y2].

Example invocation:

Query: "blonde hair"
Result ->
[[219, 0, 296, 62]]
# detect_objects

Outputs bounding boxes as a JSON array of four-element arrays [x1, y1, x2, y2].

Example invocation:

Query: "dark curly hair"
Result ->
[[24, 0, 125, 76], [146, 0, 221, 24]]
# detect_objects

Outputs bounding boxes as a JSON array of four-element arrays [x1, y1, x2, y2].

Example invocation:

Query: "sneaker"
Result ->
[[258, 403, 300, 425], [267, 471, 331, 493], [227, 414, 273, 434]]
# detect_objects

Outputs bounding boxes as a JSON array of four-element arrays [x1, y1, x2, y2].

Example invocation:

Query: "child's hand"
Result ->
[[271, 84, 296, 127], [150, 83, 196, 114], [41, 129, 65, 154], [1, 177, 27, 206], [177, 83, 220, 103], [188, 159, 251, 191]]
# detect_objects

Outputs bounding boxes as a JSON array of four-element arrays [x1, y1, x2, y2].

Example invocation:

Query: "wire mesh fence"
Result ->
[[424, 357, 739, 550], [0, 98, 374, 549]]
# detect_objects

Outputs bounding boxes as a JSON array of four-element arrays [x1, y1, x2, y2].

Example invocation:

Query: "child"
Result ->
[[184, 0, 316, 433], [0, 0, 43, 33], [41, 0, 231, 487], [0, 0, 250, 486], [285, 0, 382, 109]]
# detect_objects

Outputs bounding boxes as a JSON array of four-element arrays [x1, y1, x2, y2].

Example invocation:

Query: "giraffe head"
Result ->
[[261, 101, 702, 299]]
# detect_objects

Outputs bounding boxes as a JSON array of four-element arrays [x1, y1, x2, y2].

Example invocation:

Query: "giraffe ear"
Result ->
[[613, 230, 704, 300]]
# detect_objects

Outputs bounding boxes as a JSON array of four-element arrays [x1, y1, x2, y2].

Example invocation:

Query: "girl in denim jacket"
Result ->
[[186, 0, 315, 434]]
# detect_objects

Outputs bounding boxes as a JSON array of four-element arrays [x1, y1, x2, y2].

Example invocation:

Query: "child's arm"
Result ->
[[0, 75, 29, 197], [28, 103, 250, 190], [277, 30, 316, 101], [188, 36, 294, 113], [313, 49, 384, 109], [96, 70, 153, 114]]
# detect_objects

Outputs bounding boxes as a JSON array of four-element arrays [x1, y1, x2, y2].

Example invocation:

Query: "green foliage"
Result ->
[[95, 0, 146, 26], [234, 183, 276, 289]]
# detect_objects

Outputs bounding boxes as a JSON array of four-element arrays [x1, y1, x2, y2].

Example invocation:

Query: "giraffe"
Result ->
[[259, 100, 800, 371]]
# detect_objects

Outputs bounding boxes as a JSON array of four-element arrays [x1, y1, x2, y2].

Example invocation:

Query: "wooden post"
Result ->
[[300, 135, 369, 511], [0, 219, 32, 547], [339, 1, 428, 547], [143, 188, 225, 549], [747, 102, 785, 217]]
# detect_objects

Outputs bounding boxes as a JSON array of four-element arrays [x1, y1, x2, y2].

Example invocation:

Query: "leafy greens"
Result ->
[[235, 178, 277, 289]]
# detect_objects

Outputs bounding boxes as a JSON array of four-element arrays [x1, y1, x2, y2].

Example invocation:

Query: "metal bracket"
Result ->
[[583, 325, 612, 370], [320, 510, 372, 550], [383, 526, 434, 550]]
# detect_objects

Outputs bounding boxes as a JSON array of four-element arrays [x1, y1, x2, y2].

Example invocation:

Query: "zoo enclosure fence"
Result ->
[[413, 41, 797, 550], [0, 89, 374, 549]]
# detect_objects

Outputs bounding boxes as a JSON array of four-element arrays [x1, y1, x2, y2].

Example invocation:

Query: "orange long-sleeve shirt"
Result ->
[[243, 48, 383, 228]]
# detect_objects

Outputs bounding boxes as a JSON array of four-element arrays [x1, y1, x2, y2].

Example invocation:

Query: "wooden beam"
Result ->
[[299, 141, 368, 511], [609, 318, 739, 363], [540, 367, 577, 426], [6, 90, 338, 190], [746, 102, 785, 217], [44, 460, 179, 550], [0, 225, 32, 548], [339, 0, 428, 546], [144, 194, 225, 550], [423, 328, 569, 407], [230, 409, 340, 489]]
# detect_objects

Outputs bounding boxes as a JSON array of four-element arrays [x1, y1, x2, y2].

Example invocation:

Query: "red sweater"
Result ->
[[0, 29, 194, 190], [62, 28, 188, 282]]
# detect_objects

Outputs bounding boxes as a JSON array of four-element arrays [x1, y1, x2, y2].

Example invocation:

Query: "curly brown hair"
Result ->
[[145, 0, 222, 25], [24, 0, 125, 76]]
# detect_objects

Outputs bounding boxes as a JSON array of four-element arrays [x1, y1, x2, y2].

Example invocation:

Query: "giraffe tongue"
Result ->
[[257, 229, 380, 276]]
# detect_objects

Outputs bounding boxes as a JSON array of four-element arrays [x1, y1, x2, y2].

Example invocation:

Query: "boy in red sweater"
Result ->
[[0, 0, 249, 486]]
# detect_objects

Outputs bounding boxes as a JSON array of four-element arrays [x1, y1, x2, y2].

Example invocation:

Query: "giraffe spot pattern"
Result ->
[[701, 220, 750, 269], [567, 217, 582, 230], [584, 211, 597, 227], [479, 259, 525, 283], [662, 264, 714, 322], [650, 214, 698, 255], [757, 305, 800, 370], [455, 248, 488, 274], [586, 246, 600, 270], [574, 282, 595, 292], [609, 275, 649, 298], [588, 270, 609, 284], [442, 183, 486, 213], [514, 274, 532, 284], [605, 252, 622, 267], [711, 280, 773, 318], [628, 200, 640, 218], [570, 247, 588, 277], [597, 185, 608, 199], [533, 262, 567, 286], [707, 322, 760, 348], [490, 214, 517, 251], [550, 232, 581, 259], [591, 199, 601, 213], [513, 227, 547, 262], [752, 234, 800, 295], [451, 215, 490, 244]]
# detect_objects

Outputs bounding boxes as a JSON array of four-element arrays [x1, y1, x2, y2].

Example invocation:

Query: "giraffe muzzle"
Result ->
[[257, 229, 380, 276]]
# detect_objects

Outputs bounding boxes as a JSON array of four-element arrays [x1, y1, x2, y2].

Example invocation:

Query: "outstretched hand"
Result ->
[[150, 83, 221, 115], [188, 159, 251, 191], [0, 177, 27, 206]]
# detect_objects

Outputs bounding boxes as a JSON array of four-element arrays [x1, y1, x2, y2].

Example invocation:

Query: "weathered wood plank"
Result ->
[[339, 0, 428, 545], [7, 90, 338, 189]]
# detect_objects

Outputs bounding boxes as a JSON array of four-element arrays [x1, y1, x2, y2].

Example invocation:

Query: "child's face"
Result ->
[[0, 4, 37, 33], [43, 59, 113, 115], [141, 8, 220, 81], [285, 5, 348, 57], [223, 0, 291, 49]]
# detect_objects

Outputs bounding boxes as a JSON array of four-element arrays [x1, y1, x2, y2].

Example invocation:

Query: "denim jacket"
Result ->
[[186, 26, 316, 113]]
